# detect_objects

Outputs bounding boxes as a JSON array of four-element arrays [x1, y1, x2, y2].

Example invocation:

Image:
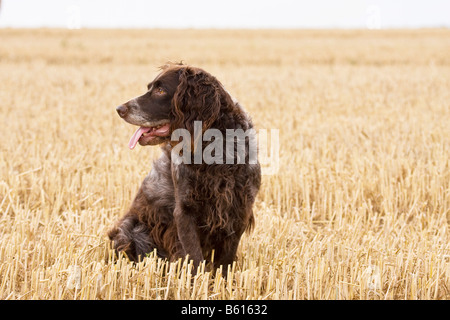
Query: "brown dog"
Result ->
[[108, 63, 261, 275]]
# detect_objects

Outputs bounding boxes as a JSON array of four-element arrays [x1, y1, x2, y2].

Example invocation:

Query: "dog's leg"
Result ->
[[173, 206, 204, 271], [108, 213, 156, 261], [213, 235, 242, 277], [108, 185, 163, 261]]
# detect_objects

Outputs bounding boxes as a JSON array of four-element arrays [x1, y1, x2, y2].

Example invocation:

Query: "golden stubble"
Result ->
[[0, 28, 449, 299]]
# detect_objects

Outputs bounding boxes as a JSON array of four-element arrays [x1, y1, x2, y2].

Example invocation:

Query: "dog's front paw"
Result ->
[[107, 216, 153, 261]]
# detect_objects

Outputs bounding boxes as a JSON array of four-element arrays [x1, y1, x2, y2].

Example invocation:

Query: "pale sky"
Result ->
[[0, 0, 449, 29]]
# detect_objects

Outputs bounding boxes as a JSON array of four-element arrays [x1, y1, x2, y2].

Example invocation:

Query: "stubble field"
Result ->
[[0, 28, 449, 299]]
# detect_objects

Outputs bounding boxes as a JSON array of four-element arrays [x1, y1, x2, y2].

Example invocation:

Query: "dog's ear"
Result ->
[[170, 67, 222, 134]]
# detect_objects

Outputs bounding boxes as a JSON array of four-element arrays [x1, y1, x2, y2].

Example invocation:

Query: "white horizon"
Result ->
[[0, 0, 449, 29]]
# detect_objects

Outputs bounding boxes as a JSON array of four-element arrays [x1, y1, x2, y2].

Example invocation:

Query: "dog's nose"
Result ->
[[116, 105, 128, 118]]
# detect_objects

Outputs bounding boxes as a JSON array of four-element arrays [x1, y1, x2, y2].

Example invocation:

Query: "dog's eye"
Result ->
[[155, 87, 166, 95]]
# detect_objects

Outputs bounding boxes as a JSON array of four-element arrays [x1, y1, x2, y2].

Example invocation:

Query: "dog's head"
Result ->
[[117, 63, 227, 149]]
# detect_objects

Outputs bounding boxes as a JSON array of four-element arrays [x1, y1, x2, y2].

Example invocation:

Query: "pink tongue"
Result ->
[[128, 127, 151, 150]]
